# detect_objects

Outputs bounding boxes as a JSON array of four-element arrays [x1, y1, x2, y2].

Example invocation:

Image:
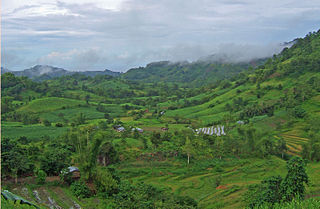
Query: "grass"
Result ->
[[254, 198, 320, 209], [113, 157, 288, 209], [39, 106, 104, 122], [18, 97, 85, 114], [1, 122, 68, 140], [112, 156, 320, 209]]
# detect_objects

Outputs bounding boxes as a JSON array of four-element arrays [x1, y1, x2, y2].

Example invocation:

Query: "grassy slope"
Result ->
[[2, 122, 69, 140], [17, 97, 86, 114], [161, 71, 319, 155]]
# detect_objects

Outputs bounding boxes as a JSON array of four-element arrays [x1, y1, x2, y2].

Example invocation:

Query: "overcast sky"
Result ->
[[2, 0, 320, 72]]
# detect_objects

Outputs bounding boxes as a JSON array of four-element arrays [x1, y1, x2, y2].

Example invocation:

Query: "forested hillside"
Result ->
[[1, 30, 320, 209], [123, 59, 266, 87]]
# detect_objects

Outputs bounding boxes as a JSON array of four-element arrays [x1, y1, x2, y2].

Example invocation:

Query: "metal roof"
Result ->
[[68, 166, 79, 173]]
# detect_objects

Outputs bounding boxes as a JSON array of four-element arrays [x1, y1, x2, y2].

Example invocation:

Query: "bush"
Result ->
[[55, 123, 63, 127], [59, 168, 73, 185], [35, 169, 47, 184], [293, 107, 306, 118], [71, 181, 91, 198], [42, 119, 51, 127], [94, 167, 118, 194]]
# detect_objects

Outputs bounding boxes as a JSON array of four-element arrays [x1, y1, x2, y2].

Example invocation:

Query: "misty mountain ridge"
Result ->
[[1, 65, 121, 80], [123, 57, 268, 87]]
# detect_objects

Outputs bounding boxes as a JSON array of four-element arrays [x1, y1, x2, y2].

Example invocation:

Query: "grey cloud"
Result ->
[[2, 0, 320, 71]]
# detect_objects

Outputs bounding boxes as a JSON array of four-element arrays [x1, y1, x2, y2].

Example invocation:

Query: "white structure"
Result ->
[[221, 126, 226, 135], [195, 125, 226, 136], [216, 126, 221, 136]]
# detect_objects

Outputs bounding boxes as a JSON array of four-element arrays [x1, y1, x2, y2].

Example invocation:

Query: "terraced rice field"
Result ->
[[279, 134, 309, 156], [116, 157, 288, 209]]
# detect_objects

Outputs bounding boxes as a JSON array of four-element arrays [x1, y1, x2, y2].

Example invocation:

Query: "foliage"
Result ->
[[111, 181, 197, 208], [252, 198, 320, 209], [42, 119, 51, 126], [245, 157, 309, 208], [1, 138, 34, 182], [94, 167, 118, 194], [70, 181, 92, 198], [1, 29, 320, 209], [39, 144, 71, 175], [280, 157, 309, 202], [60, 167, 74, 185], [34, 169, 47, 184], [1, 196, 43, 209]]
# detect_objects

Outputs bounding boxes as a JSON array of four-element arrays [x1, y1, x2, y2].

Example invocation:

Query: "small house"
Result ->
[[64, 166, 80, 179], [113, 125, 125, 132], [116, 127, 125, 132], [132, 127, 143, 133], [161, 127, 169, 131]]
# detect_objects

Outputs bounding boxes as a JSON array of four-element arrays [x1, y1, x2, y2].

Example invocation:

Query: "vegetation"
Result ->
[[245, 157, 309, 208], [1, 29, 320, 208]]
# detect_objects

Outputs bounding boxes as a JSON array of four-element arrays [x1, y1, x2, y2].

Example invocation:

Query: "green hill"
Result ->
[[123, 59, 266, 87]]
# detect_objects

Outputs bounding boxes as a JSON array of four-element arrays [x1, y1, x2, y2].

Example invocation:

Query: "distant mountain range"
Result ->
[[2, 56, 267, 86], [1, 65, 121, 81]]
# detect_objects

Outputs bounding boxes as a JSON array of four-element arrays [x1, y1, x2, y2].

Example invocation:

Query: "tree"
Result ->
[[42, 119, 51, 127], [73, 130, 103, 181], [151, 132, 162, 148], [40, 145, 71, 175], [262, 176, 283, 204], [98, 141, 118, 166], [85, 94, 90, 104], [311, 142, 320, 162], [245, 175, 283, 208], [182, 137, 195, 164], [74, 113, 86, 125], [276, 138, 288, 159], [281, 157, 309, 202], [293, 106, 306, 118], [94, 167, 118, 194], [1, 138, 33, 183], [245, 157, 309, 208], [35, 169, 47, 184]]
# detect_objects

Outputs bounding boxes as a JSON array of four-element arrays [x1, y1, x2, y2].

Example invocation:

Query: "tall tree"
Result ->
[[182, 137, 195, 164], [281, 157, 309, 201]]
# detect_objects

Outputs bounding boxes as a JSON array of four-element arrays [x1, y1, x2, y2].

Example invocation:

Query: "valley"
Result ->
[[2, 30, 320, 209]]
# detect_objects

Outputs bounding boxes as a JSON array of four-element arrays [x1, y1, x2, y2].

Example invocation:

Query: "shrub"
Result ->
[[35, 169, 47, 184], [42, 119, 51, 126], [55, 123, 63, 127], [59, 168, 73, 185], [71, 181, 91, 198], [293, 107, 306, 118]]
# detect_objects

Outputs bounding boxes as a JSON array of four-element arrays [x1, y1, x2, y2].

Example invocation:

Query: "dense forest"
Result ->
[[1, 30, 320, 208]]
